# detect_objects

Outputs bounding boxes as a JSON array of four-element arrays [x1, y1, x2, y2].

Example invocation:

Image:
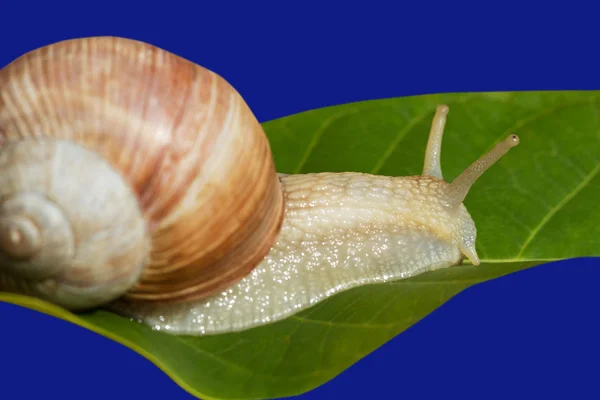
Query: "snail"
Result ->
[[0, 36, 519, 336]]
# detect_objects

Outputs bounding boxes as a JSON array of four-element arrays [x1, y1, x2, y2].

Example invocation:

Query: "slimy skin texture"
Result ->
[[110, 105, 521, 336], [113, 171, 480, 335]]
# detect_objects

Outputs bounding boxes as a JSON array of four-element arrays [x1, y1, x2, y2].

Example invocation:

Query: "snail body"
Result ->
[[0, 37, 519, 336]]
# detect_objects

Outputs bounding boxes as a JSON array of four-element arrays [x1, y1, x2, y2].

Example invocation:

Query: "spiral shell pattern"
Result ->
[[0, 37, 285, 305]]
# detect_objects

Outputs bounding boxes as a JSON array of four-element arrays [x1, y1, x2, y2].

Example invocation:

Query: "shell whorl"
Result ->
[[0, 36, 285, 307], [0, 139, 149, 309]]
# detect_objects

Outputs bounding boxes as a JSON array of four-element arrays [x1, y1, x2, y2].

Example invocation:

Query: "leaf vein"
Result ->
[[515, 162, 600, 258], [369, 108, 430, 174], [293, 108, 358, 173]]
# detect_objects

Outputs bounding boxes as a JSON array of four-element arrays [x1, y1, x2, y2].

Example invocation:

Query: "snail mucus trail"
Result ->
[[0, 36, 519, 336]]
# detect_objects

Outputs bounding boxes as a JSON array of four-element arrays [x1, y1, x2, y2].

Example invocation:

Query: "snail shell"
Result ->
[[0, 37, 519, 335], [0, 36, 284, 310]]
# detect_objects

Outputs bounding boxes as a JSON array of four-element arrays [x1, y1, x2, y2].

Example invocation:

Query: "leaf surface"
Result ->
[[1, 91, 599, 400]]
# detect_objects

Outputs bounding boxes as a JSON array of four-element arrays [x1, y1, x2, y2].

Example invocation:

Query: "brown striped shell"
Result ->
[[0, 36, 285, 310]]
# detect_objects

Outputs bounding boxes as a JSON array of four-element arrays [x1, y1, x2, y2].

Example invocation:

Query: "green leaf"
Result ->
[[1, 90, 599, 400]]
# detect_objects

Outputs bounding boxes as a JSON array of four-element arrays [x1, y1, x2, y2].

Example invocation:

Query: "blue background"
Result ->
[[1, 1, 599, 399]]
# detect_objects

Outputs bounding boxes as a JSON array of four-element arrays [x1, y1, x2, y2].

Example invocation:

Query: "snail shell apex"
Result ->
[[0, 36, 285, 308], [0, 139, 149, 309]]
